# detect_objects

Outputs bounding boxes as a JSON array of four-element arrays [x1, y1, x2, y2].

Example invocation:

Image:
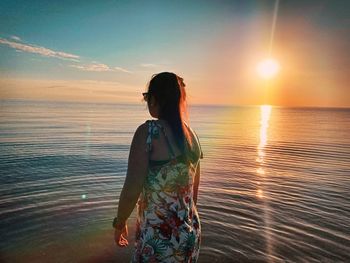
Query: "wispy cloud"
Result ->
[[140, 63, 158, 68], [114, 66, 132, 73], [10, 35, 21, 41], [69, 63, 110, 72], [70, 63, 132, 73], [1, 35, 132, 74], [0, 37, 80, 61]]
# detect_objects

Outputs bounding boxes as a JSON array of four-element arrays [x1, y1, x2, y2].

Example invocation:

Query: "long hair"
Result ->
[[146, 72, 193, 154]]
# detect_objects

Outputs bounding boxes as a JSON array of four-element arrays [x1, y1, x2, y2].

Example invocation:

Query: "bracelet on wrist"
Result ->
[[112, 217, 126, 230]]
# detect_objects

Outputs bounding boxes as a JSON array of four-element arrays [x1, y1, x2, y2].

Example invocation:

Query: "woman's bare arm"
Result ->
[[116, 123, 148, 223]]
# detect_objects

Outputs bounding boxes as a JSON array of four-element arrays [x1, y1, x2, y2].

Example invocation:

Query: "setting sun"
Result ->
[[256, 58, 280, 79]]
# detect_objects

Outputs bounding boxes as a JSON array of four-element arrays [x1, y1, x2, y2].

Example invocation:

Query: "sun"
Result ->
[[256, 58, 280, 79]]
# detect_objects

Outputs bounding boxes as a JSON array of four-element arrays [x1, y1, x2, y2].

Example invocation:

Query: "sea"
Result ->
[[0, 99, 349, 262]]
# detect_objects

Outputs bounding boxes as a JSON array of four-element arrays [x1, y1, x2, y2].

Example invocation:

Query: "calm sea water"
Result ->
[[1, 100, 350, 262]]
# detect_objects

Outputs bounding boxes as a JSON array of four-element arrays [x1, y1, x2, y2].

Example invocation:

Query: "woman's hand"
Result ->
[[114, 224, 129, 247]]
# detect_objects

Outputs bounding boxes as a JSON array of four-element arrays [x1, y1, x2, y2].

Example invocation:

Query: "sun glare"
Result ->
[[256, 58, 280, 79]]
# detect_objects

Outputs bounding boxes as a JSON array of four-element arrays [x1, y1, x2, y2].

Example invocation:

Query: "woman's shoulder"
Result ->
[[136, 119, 159, 142], [138, 119, 159, 128], [132, 121, 150, 140], [143, 119, 160, 128]]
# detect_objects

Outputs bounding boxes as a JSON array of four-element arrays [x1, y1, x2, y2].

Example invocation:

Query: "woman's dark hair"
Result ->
[[146, 72, 193, 154]]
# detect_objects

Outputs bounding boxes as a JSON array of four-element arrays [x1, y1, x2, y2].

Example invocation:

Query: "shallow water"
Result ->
[[0, 100, 349, 262]]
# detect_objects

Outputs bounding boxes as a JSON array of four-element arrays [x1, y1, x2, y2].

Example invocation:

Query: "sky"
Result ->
[[0, 0, 349, 107]]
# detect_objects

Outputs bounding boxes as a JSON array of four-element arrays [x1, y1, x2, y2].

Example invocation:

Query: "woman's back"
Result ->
[[147, 119, 202, 163], [131, 119, 202, 262]]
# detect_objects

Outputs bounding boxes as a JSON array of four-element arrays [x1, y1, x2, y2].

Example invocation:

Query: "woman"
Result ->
[[113, 72, 204, 262]]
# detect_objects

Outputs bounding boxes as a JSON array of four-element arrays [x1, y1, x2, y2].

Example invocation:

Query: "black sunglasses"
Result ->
[[142, 92, 149, 101]]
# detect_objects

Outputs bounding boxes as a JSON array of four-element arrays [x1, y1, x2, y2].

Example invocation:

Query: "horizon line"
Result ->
[[1, 98, 349, 110]]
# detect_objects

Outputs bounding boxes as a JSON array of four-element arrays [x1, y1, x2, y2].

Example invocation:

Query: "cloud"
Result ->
[[1, 35, 132, 74], [0, 37, 80, 61], [10, 35, 21, 41], [70, 63, 111, 72], [140, 63, 158, 68], [70, 63, 132, 73], [114, 66, 132, 73]]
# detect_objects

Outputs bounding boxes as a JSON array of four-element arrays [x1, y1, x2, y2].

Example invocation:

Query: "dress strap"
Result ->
[[183, 122, 203, 159], [145, 120, 176, 160], [193, 130, 204, 159], [145, 120, 159, 153]]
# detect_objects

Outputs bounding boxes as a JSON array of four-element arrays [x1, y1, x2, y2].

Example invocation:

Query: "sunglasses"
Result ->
[[142, 92, 150, 101]]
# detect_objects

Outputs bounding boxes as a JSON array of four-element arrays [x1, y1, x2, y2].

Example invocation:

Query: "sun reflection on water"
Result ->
[[256, 104, 274, 261], [256, 167, 265, 175], [256, 105, 271, 177], [256, 189, 264, 199]]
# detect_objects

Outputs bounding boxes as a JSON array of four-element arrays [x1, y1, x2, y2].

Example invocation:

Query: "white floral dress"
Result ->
[[131, 120, 203, 263]]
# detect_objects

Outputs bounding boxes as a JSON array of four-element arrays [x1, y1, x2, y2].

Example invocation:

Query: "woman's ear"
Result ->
[[149, 96, 157, 107]]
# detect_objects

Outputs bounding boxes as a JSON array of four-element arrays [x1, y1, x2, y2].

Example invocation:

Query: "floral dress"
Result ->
[[131, 120, 203, 263]]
